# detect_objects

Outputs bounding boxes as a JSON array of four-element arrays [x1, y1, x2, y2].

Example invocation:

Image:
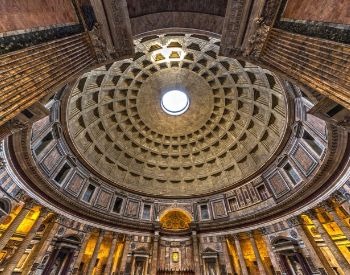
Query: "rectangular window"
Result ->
[[54, 163, 71, 183], [82, 184, 96, 203], [326, 104, 344, 117], [200, 204, 210, 220], [303, 131, 322, 155], [142, 204, 151, 220], [21, 109, 34, 118], [35, 132, 53, 155], [112, 197, 123, 213], [284, 163, 301, 185]]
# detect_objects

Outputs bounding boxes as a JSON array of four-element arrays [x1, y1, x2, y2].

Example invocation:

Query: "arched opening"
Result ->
[[159, 208, 192, 232]]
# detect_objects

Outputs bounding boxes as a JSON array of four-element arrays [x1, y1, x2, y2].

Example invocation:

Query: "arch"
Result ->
[[271, 236, 300, 253], [0, 198, 11, 217], [271, 236, 299, 246], [134, 246, 149, 254], [59, 234, 82, 244], [159, 207, 193, 221], [159, 208, 192, 231]]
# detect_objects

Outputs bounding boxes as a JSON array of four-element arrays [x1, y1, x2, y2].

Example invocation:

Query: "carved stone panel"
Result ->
[[291, 144, 317, 176], [95, 189, 112, 209], [41, 146, 62, 172], [124, 200, 140, 218], [65, 172, 85, 196], [267, 170, 290, 198], [211, 200, 227, 219]]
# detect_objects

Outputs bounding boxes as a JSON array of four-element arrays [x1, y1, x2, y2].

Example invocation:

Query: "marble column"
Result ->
[[233, 234, 248, 275], [21, 213, 59, 274], [72, 227, 93, 275], [86, 229, 104, 275], [192, 231, 201, 275], [119, 235, 131, 273], [308, 210, 350, 273], [221, 236, 234, 275], [249, 232, 266, 275], [150, 231, 160, 274], [144, 256, 149, 275], [130, 256, 136, 275], [2, 207, 48, 275], [0, 200, 34, 251], [260, 228, 281, 274], [104, 232, 118, 275]]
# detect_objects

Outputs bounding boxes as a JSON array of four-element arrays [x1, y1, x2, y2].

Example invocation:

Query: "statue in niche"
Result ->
[[294, 260, 304, 275], [50, 261, 59, 275], [135, 261, 144, 275], [208, 263, 217, 275]]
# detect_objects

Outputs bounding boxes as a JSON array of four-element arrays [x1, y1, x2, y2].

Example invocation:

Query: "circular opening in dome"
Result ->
[[161, 90, 189, 116]]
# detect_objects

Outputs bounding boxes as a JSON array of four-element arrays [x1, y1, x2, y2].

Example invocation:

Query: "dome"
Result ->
[[0, 1, 349, 274], [6, 31, 347, 233], [64, 34, 289, 197]]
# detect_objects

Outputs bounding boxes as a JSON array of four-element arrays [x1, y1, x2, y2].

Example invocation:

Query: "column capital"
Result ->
[[111, 231, 119, 239], [303, 209, 317, 220], [331, 187, 350, 204], [287, 216, 302, 227], [221, 234, 231, 240], [23, 197, 37, 209], [117, 233, 126, 242], [317, 201, 333, 212], [82, 224, 94, 233], [259, 227, 269, 235], [40, 211, 57, 224], [331, 189, 348, 203], [125, 234, 133, 241], [247, 231, 254, 238], [154, 231, 160, 241], [39, 207, 50, 217], [231, 233, 240, 240], [14, 189, 27, 201]]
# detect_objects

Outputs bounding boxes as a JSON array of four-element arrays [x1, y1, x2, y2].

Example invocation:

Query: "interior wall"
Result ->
[[0, 0, 79, 33], [282, 0, 350, 25]]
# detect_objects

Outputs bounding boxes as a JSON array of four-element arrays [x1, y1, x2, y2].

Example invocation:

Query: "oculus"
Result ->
[[161, 89, 189, 116]]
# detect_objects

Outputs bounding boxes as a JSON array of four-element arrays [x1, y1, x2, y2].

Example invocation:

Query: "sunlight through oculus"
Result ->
[[161, 90, 189, 116]]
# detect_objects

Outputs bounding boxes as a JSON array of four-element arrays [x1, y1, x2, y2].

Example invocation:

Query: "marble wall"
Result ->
[[282, 0, 350, 25], [0, 0, 78, 33]]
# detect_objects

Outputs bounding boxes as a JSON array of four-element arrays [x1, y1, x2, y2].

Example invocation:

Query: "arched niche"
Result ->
[[159, 208, 193, 232]]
